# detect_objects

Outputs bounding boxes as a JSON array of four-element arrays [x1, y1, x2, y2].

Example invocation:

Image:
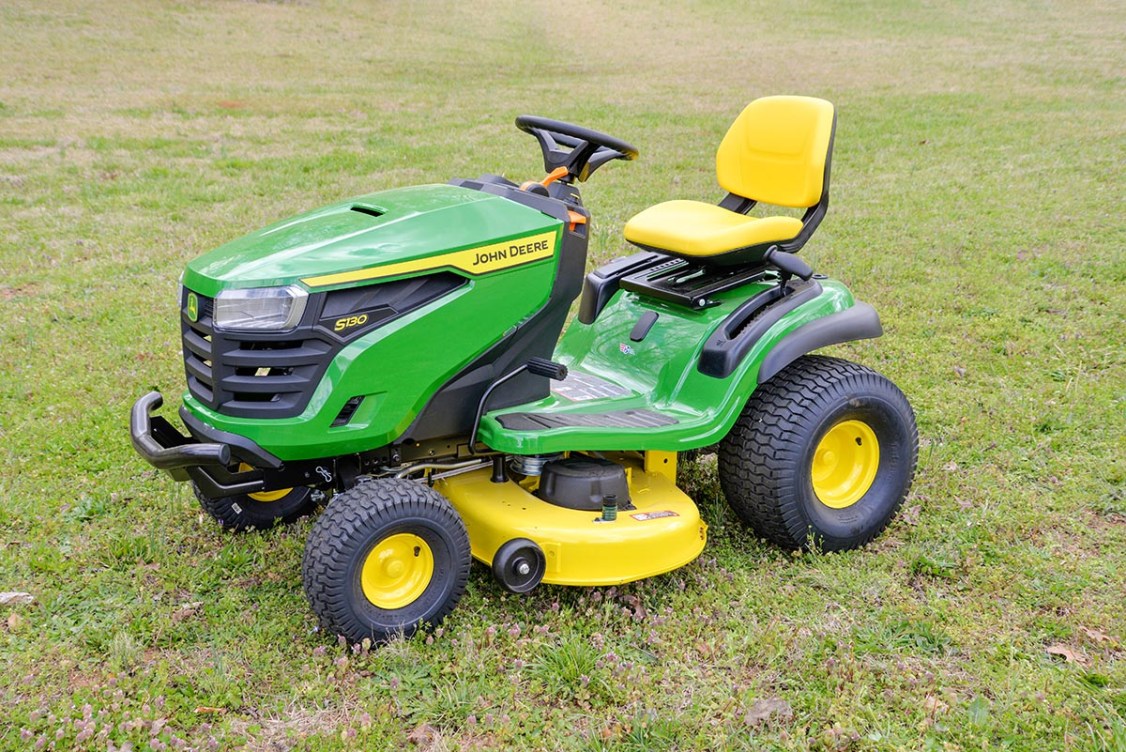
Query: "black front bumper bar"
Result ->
[[131, 391, 277, 498], [131, 392, 230, 477], [131, 392, 356, 499]]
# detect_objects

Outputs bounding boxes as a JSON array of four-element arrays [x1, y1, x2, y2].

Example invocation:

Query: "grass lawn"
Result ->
[[1, 0, 1123, 749]]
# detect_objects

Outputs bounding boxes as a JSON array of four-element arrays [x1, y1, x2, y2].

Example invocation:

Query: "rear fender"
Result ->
[[669, 279, 876, 443], [755, 302, 881, 384]]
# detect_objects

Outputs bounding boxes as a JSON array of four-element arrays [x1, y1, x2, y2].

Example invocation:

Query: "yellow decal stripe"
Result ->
[[301, 231, 559, 288]]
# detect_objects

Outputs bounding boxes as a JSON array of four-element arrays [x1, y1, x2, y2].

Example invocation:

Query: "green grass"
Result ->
[[1, 0, 1123, 749]]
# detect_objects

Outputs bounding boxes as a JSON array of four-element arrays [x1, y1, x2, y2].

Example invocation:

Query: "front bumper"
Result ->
[[130, 391, 272, 498], [131, 392, 230, 478]]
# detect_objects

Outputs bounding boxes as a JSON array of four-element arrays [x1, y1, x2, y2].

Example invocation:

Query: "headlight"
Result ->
[[214, 286, 308, 331]]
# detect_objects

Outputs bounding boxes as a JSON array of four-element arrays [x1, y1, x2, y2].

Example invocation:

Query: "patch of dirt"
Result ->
[[0, 283, 38, 300]]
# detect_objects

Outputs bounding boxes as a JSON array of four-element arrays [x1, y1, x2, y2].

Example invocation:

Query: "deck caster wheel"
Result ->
[[302, 479, 470, 644], [719, 355, 918, 551], [492, 538, 546, 594]]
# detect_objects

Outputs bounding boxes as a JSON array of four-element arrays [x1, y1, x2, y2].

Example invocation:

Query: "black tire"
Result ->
[[194, 482, 322, 532], [302, 479, 471, 644], [719, 355, 918, 551]]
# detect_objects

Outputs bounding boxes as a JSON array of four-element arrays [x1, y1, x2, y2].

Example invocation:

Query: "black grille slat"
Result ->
[[187, 377, 214, 402], [223, 374, 311, 392], [182, 329, 213, 360], [184, 358, 213, 386], [221, 344, 331, 367], [321, 272, 464, 319]]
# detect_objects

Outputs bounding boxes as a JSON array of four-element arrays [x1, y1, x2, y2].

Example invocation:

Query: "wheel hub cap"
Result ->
[[239, 463, 293, 503], [811, 419, 880, 509], [361, 533, 434, 609]]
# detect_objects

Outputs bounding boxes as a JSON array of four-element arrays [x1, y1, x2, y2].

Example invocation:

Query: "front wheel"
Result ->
[[302, 479, 471, 644], [719, 355, 918, 551], [194, 472, 322, 532]]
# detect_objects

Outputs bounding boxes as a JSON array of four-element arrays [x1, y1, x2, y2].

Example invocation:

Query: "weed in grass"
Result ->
[[908, 552, 959, 580], [406, 680, 483, 732], [528, 636, 616, 706], [612, 712, 683, 752], [62, 493, 111, 523], [108, 630, 142, 675]]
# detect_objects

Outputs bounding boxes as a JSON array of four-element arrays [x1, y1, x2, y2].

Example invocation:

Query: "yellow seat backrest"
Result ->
[[715, 96, 836, 209]]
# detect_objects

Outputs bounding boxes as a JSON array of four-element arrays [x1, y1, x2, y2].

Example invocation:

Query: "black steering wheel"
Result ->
[[515, 115, 639, 183]]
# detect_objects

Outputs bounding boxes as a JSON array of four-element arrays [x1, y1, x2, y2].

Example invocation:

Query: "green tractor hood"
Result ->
[[182, 184, 560, 297]]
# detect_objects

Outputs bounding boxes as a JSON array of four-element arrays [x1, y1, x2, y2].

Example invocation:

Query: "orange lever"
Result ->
[[540, 166, 570, 187], [567, 210, 587, 232], [520, 166, 571, 194]]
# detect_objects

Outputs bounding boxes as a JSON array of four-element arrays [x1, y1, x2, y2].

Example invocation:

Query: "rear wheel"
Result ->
[[302, 479, 471, 644], [194, 466, 322, 532], [719, 355, 917, 551]]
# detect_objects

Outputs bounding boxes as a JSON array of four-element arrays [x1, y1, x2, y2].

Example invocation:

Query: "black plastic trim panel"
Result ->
[[756, 302, 882, 384], [577, 251, 665, 324], [698, 280, 822, 378], [448, 177, 574, 225], [401, 182, 590, 443]]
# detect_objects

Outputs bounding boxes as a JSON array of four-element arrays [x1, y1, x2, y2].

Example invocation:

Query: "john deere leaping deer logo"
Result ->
[[186, 292, 199, 323]]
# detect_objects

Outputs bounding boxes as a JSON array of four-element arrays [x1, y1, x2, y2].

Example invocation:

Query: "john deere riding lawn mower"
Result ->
[[132, 96, 918, 644]]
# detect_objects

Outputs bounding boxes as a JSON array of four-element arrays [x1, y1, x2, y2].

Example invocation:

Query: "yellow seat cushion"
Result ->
[[623, 200, 803, 258]]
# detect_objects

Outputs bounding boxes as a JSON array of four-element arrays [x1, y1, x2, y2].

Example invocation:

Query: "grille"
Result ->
[[181, 289, 334, 419]]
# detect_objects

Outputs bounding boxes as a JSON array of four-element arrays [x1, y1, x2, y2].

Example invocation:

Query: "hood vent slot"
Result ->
[[350, 205, 385, 218]]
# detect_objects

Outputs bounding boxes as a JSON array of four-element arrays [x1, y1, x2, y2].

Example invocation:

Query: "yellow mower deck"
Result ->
[[435, 452, 707, 586]]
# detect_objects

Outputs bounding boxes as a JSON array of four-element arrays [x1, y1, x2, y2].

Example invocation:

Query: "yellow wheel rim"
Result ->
[[811, 419, 880, 509], [360, 533, 434, 609], [239, 463, 293, 503]]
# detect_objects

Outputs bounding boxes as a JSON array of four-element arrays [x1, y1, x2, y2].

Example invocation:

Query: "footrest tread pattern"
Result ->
[[496, 409, 678, 432]]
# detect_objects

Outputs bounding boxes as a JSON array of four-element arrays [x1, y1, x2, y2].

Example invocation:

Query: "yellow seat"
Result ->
[[624, 201, 803, 257], [624, 96, 836, 266]]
